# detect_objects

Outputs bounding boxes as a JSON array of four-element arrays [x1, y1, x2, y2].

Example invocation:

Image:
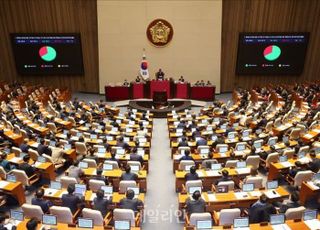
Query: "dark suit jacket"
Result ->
[[185, 172, 199, 181], [19, 143, 29, 153], [179, 155, 194, 161], [279, 201, 300, 213], [120, 172, 138, 181], [186, 198, 206, 215], [249, 203, 276, 223], [93, 197, 112, 217], [19, 162, 35, 177], [215, 176, 233, 185], [130, 154, 144, 165], [196, 138, 207, 146], [309, 158, 320, 172], [61, 194, 82, 214], [37, 144, 52, 156], [31, 197, 52, 213], [92, 175, 108, 185], [119, 198, 143, 212], [178, 141, 189, 147]]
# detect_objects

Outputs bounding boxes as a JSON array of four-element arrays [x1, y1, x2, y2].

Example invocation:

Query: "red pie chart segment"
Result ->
[[263, 45, 281, 61], [39, 46, 57, 62]]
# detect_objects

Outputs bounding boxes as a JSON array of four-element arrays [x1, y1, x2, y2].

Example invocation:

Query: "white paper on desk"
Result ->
[[236, 168, 251, 174], [44, 189, 59, 197], [304, 219, 320, 230], [249, 191, 262, 197], [307, 181, 320, 190], [31, 142, 39, 148], [207, 194, 217, 201], [205, 170, 220, 177], [281, 162, 293, 168], [174, 155, 183, 160], [271, 224, 291, 230], [234, 192, 249, 199], [220, 153, 227, 157], [314, 129, 320, 133], [299, 157, 311, 164], [10, 157, 21, 163], [34, 162, 42, 167], [59, 134, 67, 139], [264, 190, 280, 199], [4, 223, 14, 230], [97, 153, 106, 158], [0, 181, 9, 189], [196, 171, 204, 177]]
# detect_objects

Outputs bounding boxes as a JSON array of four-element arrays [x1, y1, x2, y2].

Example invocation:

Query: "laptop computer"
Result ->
[[233, 217, 249, 228], [196, 220, 212, 229], [303, 210, 318, 221], [101, 185, 113, 198], [236, 161, 246, 168], [79, 161, 89, 169], [50, 181, 62, 190], [37, 156, 46, 163], [90, 134, 97, 139], [237, 144, 246, 151], [78, 218, 93, 229], [130, 165, 140, 172], [242, 183, 254, 192], [267, 180, 278, 190], [64, 144, 72, 150], [279, 155, 288, 163], [270, 214, 285, 225], [116, 149, 125, 155], [10, 210, 24, 222], [219, 146, 228, 153], [216, 185, 228, 193], [185, 165, 192, 172], [188, 186, 202, 194], [42, 214, 57, 226], [98, 148, 106, 153], [127, 186, 139, 198], [211, 163, 222, 171], [6, 174, 16, 183], [75, 184, 86, 196], [49, 141, 56, 147], [103, 163, 113, 171], [114, 220, 130, 230]]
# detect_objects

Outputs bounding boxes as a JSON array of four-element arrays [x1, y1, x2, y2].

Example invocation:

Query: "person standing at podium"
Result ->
[[155, 68, 165, 80]]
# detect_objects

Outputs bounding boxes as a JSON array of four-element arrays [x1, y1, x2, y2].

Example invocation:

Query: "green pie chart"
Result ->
[[39, 46, 56, 62], [263, 45, 281, 61]]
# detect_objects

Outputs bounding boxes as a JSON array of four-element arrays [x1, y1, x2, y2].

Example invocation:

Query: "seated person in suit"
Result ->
[[93, 189, 112, 217], [278, 192, 300, 213], [305, 193, 320, 211], [119, 189, 144, 212], [185, 166, 199, 181], [308, 150, 320, 173], [196, 136, 207, 147], [185, 190, 206, 215], [129, 148, 144, 165], [67, 160, 84, 183], [26, 218, 38, 230], [206, 81, 212, 86], [155, 68, 165, 80], [61, 184, 85, 214], [31, 188, 53, 213], [0, 153, 13, 172], [19, 155, 36, 178], [178, 76, 185, 83], [215, 170, 233, 185], [179, 150, 194, 161], [192, 128, 201, 138], [135, 76, 141, 83], [249, 194, 276, 223], [120, 165, 138, 181], [37, 139, 52, 156], [105, 151, 120, 166], [86, 148, 98, 161], [241, 168, 260, 185], [19, 139, 29, 153], [289, 161, 304, 178], [202, 152, 215, 169], [92, 168, 108, 185], [0, 214, 16, 230], [102, 138, 110, 152], [177, 120, 186, 129], [116, 136, 130, 150], [178, 137, 189, 147]]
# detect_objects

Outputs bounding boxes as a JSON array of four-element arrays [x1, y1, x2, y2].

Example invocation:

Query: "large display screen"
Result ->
[[236, 33, 309, 75], [11, 34, 84, 75]]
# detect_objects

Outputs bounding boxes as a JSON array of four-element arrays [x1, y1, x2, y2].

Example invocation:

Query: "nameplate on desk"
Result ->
[[234, 192, 249, 199]]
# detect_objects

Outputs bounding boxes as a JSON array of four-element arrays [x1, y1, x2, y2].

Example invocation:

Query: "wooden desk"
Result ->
[[178, 186, 289, 211], [300, 181, 320, 205], [0, 180, 25, 205]]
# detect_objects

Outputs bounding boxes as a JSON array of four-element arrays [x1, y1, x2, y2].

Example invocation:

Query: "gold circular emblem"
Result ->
[[146, 19, 173, 47]]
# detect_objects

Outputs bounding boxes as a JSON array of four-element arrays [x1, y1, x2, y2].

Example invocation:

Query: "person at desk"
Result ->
[[185, 190, 206, 215], [0, 154, 13, 172], [0, 213, 16, 230], [86, 148, 98, 162], [178, 137, 189, 147], [37, 139, 52, 156], [93, 189, 112, 217], [105, 151, 120, 166], [215, 170, 233, 185], [31, 188, 53, 213], [62, 184, 85, 214], [288, 161, 304, 178], [155, 68, 165, 80], [308, 150, 320, 173], [119, 189, 144, 212], [92, 168, 109, 185], [278, 192, 300, 213], [67, 160, 84, 183], [192, 128, 201, 138], [26, 218, 38, 230], [249, 194, 276, 223], [120, 165, 138, 181], [102, 138, 110, 151], [19, 139, 29, 153], [206, 81, 212, 86], [185, 166, 199, 181], [178, 76, 185, 83], [116, 136, 130, 150], [19, 155, 36, 178], [179, 150, 194, 161], [135, 76, 141, 83], [129, 148, 144, 165], [177, 120, 187, 129], [305, 193, 320, 211], [123, 79, 130, 86], [196, 136, 207, 147]]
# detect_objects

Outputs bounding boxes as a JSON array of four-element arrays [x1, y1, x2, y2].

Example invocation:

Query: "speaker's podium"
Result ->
[[150, 80, 171, 99], [153, 91, 168, 109]]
